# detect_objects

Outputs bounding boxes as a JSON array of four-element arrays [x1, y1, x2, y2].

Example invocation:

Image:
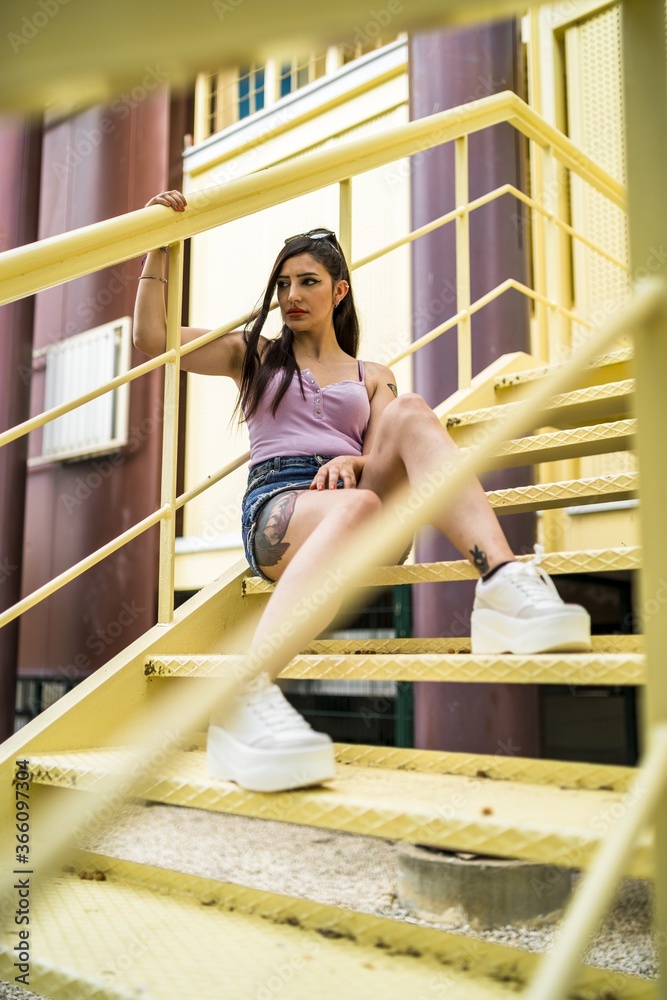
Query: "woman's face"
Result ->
[[276, 253, 347, 333]]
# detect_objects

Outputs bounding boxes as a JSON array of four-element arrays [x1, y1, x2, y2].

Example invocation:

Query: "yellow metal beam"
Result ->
[[0, 849, 651, 1000], [23, 747, 654, 875], [620, 0, 667, 993], [146, 651, 645, 685], [242, 545, 642, 592]]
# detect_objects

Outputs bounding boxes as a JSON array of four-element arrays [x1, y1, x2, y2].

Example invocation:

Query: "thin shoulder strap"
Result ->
[[358, 359, 365, 381]]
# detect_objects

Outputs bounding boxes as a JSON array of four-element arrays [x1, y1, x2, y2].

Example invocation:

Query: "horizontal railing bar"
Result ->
[[0, 506, 169, 629], [513, 103, 625, 208], [0, 350, 174, 450], [352, 181, 627, 276], [505, 278, 597, 330], [0, 93, 624, 307], [351, 206, 464, 271], [174, 451, 251, 510], [506, 183, 630, 274], [386, 276, 600, 368]]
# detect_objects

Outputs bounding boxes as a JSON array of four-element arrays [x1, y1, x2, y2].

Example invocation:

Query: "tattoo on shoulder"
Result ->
[[387, 383, 398, 397], [469, 545, 490, 575]]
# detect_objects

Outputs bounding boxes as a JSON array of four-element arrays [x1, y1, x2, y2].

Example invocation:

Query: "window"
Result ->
[[30, 317, 132, 466], [278, 53, 326, 98], [238, 64, 266, 119]]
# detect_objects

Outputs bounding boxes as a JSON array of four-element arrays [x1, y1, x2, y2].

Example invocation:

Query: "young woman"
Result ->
[[134, 189, 591, 793]]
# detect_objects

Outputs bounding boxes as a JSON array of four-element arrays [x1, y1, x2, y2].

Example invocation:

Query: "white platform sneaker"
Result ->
[[471, 545, 591, 655], [207, 672, 336, 793]]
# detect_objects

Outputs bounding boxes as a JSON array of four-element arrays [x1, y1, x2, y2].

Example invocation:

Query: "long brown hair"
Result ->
[[237, 234, 360, 420]]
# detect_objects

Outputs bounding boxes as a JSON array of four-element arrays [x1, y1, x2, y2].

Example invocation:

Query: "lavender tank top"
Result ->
[[246, 360, 371, 468]]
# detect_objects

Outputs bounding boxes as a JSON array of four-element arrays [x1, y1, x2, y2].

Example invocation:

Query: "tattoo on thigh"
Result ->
[[255, 491, 299, 568], [469, 544, 490, 575], [387, 383, 398, 397]]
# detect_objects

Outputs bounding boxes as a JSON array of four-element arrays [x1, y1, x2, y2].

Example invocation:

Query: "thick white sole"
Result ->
[[470, 608, 591, 655], [207, 724, 336, 793]]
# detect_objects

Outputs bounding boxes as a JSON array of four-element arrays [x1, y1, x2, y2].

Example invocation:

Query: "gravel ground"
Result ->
[[1, 801, 657, 998]]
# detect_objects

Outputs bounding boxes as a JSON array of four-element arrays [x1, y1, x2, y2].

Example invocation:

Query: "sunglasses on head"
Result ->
[[284, 228, 341, 255]]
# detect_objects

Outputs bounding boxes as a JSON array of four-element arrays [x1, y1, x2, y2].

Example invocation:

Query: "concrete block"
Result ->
[[397, 844, 573, 929]]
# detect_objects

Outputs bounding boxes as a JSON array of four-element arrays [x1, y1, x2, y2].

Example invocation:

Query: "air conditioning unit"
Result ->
[[30, 317, 132, 465]]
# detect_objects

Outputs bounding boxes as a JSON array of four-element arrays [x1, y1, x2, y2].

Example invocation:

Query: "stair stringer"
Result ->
[[0, 557, 266, 853], [432, 351, 543, 424]]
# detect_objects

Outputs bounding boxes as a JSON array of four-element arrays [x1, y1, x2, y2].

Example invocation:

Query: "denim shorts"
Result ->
[[241, 455, 340, 580], [241, 454, 413, 581]]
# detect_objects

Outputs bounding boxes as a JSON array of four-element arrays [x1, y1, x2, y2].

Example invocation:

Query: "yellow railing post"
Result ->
[[526, 11, 549, 360], [158, 240, 184, 624], [338, 178, 352, 264], [541, 144, 567, 364], [529, 139, 549, 360], [455, 135, 471, 389], [621, 0, 667, 994]]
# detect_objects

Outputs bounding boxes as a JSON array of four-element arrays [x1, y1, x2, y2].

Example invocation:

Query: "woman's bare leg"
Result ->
[[358, 393, 514, 575], [241, 487, 388, 684], [242, 394, 512, 684]]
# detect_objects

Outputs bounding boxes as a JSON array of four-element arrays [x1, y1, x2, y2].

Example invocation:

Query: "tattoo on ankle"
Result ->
[[255, 491, 298, 568], [469, 545, 490, 575]]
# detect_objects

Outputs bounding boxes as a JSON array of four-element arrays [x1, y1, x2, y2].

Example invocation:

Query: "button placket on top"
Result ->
[[307, 371, 323, 419]]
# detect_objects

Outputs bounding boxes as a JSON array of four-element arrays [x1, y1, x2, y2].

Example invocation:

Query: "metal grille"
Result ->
[[565, 6, 636, 481], [35, 317, 132, 464]]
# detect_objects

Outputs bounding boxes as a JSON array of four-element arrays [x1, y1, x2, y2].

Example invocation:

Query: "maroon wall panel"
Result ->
[[409, 22, 540, 756], [18, 88, 177, 681], [0, 116, 42, 737]]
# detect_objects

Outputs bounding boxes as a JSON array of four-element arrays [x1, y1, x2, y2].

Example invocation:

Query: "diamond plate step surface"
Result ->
[[242, 545, 642, 594], [446, 379, 634, 436], [145, 652, 644, 685], [478, 418, 636, 468], [493, 348, 634, 391], [0, 850, 651, 1000], [488, 471, 638, 515], [24, 748, 652, 876], [179, 737, 638, 793], [301, 635, 643, 655]]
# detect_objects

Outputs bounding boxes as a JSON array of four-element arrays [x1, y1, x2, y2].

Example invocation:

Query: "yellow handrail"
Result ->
[[0, 92, 623, 307]]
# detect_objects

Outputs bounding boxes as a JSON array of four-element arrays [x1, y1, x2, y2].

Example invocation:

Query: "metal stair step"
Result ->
[[145, 651, 644, 685], [488, 471, 638, 515], [477, 417, 636, 468], [24, 747, 652, 876], [493, 347, 634, 392], [178, 737, 637, 793], [446, 379, 634, 439], [0, 849, 648, 1000], [300, 635, 643, 654], [242, 544, 641, 594]]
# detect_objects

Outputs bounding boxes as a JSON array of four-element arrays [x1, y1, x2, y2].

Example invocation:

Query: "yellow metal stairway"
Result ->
[[1, 344, 657, 999]]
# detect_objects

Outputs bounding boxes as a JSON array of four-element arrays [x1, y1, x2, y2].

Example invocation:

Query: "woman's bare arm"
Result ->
[[132, 190, 246, 379]]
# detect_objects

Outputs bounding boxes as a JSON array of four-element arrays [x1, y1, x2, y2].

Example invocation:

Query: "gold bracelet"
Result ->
[[138, 275, 167, 283]]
